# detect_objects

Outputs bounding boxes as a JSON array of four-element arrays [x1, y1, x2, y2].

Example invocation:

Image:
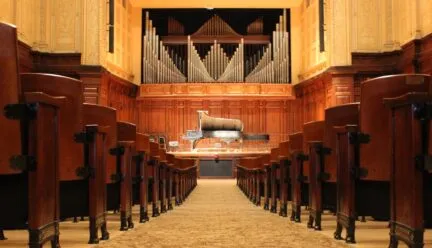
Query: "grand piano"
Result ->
[[183, 110, 270, 150], [180, 111, 270, 178]]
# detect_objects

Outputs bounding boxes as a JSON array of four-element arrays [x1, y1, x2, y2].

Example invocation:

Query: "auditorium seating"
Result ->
[[173, 157, 197, 204], [21, 73, 113, 244], [0, 22, 198, 246], [115, 121, 136, 230], [269, 147, 280, 213], [261, 154, 271, 210], [289, 132, 308, 222], [277, 141, 291, 217], [166, 153, 176, 210], [383, 75, 432, 247], [334, 74, 431, 243], [134, 133, 150, 223], [149, 141, 161, 216], [234, 74, 432, 247], [157, 146, 169, 213], [0, 22, 65, 247], [307, 103, 359, 231], [237, 157, 258, 200], [82, 104, 121, 234], [302, 121, 325, 229]]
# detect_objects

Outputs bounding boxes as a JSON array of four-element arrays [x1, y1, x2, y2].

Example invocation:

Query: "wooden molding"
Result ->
[[161, 35, 271, 45], [138, 83, 294, 99]]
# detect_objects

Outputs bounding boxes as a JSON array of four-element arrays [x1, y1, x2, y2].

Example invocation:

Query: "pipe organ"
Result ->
[[142, 9, 290, 84]]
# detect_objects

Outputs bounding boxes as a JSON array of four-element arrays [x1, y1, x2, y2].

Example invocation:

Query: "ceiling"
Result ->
[[130, 0, 302, 9]]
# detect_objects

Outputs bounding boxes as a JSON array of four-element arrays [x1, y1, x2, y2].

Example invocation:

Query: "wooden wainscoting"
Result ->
[[420, 33, 432, 74], [137, 83, 296, 148], [294, 69, 356, 125]]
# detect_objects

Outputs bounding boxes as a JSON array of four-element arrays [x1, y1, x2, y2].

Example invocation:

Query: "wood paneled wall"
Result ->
[[294, 70, 356, 125], [138, 98, 298, 148], [80, 70, 138, 123], [420, 33, 432, 74], [137, 84, 298, 148]]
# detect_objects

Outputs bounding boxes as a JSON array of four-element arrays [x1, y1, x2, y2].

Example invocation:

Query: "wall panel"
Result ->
[[137, 84, 296, 149]]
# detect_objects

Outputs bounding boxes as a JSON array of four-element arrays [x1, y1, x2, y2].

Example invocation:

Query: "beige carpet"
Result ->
[[94, 179, 347, 248]]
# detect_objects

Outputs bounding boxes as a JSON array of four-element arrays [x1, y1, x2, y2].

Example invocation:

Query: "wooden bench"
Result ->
[[334, 74, 431, 243], [270, 147, 280, 213], [157, 147, 168, 213], [116, 121, 137, 230], [166, 153, 176, 210], [0, 21, 64, 247], [253, 156, 266, 206], [174, 158, 198, 203], [237, 157, 259, 200], [82, 104, 125, 231], [278, 140, 291, 217], [303, 121, 325, 229], [236, 160, 249, 196], [307, 103, 359, 231], [149, 141, 161, 216], [134, 133, 150, 223], [383, 74, 432, 248], [261, 154, 271, 210], [289, 132, 308, 222], [21, 73, 113, 244]]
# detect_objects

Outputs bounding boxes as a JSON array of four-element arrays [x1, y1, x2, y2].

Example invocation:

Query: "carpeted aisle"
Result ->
[[95, 179, 347, 248]]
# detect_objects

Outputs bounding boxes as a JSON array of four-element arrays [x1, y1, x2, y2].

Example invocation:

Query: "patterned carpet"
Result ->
[[94, 179, 348, 248]]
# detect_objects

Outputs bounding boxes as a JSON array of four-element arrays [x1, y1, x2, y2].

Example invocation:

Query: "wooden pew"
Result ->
[[173, 157, 183, 205], [307, 103, 359, 231], [248, 156, 265, 206], [261, 154, 271, 210], [115, 121, 136, 230], [278, 140, 291, 217], [236, 160, 246, 193], [21, 73, 112, 244], [289, 132, 308, 222], [157, 147, 168, 213], [82, 104, 132, 232], [183, 158, 198, 198], [383, 74, 432, 248], [334, 74, 431, 244], [250, 157, 261, 204], [253, 156, 265, 206], [0, 21, 64, 247], [149, 141, 161, 216], [237, 157, 257, 200], [236, 157, 248, 197], [173, 158, 196, 203], [303, 121, 325, 229], [166, 153, 176, 210], [134, 133, 150, 223], [270, 147, 280, 213]]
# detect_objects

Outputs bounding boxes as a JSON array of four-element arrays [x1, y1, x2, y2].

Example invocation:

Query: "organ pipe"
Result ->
[[143, 10, 290, 84]]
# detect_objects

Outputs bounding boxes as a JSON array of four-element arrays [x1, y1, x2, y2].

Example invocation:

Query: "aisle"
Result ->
[[95, 179, 347, 248]]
